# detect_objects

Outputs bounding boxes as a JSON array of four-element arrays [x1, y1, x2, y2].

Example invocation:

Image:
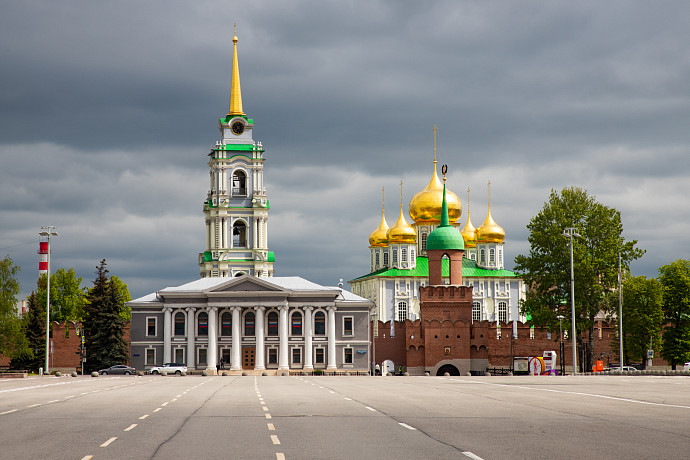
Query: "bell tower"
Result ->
[[199, 27, 275, 278]]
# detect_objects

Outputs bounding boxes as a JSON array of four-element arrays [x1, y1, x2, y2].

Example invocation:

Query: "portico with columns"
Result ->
[[129, 275, 373, 374]]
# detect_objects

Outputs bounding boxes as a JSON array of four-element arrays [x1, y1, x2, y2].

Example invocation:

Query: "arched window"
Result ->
[[375, 252, 380, 267], [498, 302, 507, 323], [480, 248, 486, 264], [232, 170, 247, 196], [267, 311, 278, 336], [401, 248, 408, 263], [498, 248, 503, 266], [471, 252, 476, 261], [410, 248, 415, 264], [233, 221, 247, 247], [392, 248, 398, 264], [291, 312, 303, 336], [174, 312, 185, 336], [472, 302, 481, 322], [221, 312, 232, 336], [197, 312, 208, 336], [489, 248, 495, 263], [383, 251, 389, 266], [314, 311, 326, 335], [397, 301, 408, 322], [421, 232, 428, 252], [244, 311, 255, 336]]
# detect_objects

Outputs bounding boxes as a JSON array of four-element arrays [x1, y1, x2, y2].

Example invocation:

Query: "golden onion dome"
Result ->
[[461, 187, 476, 248], [409, 161, 461, 224], [475, 204, 505, 244], [368, 213, 390, 247], [387, 205, 417, 244]]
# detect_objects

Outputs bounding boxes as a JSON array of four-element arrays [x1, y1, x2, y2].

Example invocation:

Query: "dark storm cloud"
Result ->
[[1, 1, 689, 299]]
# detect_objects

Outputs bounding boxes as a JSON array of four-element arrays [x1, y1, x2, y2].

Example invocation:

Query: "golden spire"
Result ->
[[461, 187, 476, 248], [368, 187, 390, 247], [388, 180, 416, 244], [227, 23, 244, 117], [475, 180, 505, 244]]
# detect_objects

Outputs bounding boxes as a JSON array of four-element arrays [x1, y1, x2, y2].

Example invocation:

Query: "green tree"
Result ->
[[82, 260, 128, 372], [111, 276, 132, 321], [658, 259, 690, 369], [11, 290, 46, 372], [0, 256, 30, 362], [620, 276, 663, 368], [51, 268, 87, 322], [514, 187, 644, 370]]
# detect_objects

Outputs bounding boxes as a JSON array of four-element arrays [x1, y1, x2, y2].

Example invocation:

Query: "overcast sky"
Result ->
[[2, 1, 689, 301]]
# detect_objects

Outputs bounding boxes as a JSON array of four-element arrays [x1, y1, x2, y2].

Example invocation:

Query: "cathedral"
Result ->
[[128, 32, 372, 374], [349, 132, 526, 345]]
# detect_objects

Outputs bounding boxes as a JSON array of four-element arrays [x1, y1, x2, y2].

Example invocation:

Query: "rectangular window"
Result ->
[[174, 313, 185, 336], [145, 348, 155, 366], [221, 348, 230, 364], [198, 348, 207, 365], [343, 317, 353, 336], [147, 317, 156, 337], [315, 348, 325, 364], [292, 347, 301, 365], [174, 348, 184, 364], [344, 347, 353, 364], [268, 348, 278, 365]]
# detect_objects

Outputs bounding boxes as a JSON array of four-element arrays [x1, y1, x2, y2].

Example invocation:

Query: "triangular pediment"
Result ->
[[205, 275, 287, 293]]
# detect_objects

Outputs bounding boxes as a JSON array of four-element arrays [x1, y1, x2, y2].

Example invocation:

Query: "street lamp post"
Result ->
[[39, 226, 58, 375], [371, 307, 378, 376], [563, 228, 580, 375], [618, 252, 624, 371], [557, 314, 564, 375]]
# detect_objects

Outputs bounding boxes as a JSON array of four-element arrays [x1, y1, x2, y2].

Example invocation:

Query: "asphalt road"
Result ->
[[1, 374, 689, 459]]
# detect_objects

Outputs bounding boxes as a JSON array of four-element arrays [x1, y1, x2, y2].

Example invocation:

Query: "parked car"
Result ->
[[149, 363, 187, 375], [683, 362, 690, 371], [605, 366, 638, 372], [98, 365, 136, 375]]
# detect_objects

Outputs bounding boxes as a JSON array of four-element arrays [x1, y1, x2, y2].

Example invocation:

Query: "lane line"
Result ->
[[265, 414, 272, 419], [267, 423, 275, 430], [344, 397, 352, 401], [100, 437, 117, 447], [47, 399, 60, 403], [27, 404, 41, 408], [1, 409, 17, 415], [365, 406, 377, 412], [462, 452, 485, 460], [124, 424, 137, 432], [399, 422, 417, 431], [139, 414, 149, 420], [271, 435, 281, 445], [81, 456, 93, 460], [262, 406, 268, 411], [161, 402, 169, 406], [276, 454, 285, 460], [153, 408, 162, 413]]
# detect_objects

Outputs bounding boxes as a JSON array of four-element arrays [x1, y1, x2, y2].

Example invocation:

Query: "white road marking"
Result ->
[[329, 391, 335, 394], [124, 424, 137, 432], [462, 451, 485, 460], [81, 456, 93, 460], [47, 399, 60, 403], [271, 435, 281, 445], [139, 414, 149, 420], [27, 404, 40, 408], [80, 392, 88, 395], [161, 402, 169, 406], [399, 422, 417, 431], [265, 414, 272, 419], [65, 395, 75, 399], [276, 453, 285, 460], [0, 381, 71, 394], [100, 437, 117, 447], [344, 397, 352, 401], [171, 398, 177, 402], [451, 378, 690, 410], [176, 394, 182, 398], [260, 401, 266, 405], [262, 406, 269, 411], [153, 408, 162, 412], [1, 409, 17, 415], [268, 423, 275, 430], [365, 406, 377, 412]]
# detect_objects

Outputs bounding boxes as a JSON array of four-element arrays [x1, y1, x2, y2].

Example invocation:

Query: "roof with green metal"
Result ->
[[426, 226, 465, 250], [351, 256, 518, 281]]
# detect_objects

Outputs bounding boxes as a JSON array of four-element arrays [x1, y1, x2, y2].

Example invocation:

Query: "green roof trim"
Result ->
[[352, 256, 518, 281], [204, 251, 213, 262], [267, 251, 275, 262]]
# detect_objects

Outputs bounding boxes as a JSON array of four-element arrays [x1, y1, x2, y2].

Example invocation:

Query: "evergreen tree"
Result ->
[[659, 259, 690, 369], [83, 260, 129, 372], [11, 289, 46, 372]]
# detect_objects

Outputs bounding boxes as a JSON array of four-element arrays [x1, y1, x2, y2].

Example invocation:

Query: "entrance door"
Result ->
[[243, 347, 255, 369]]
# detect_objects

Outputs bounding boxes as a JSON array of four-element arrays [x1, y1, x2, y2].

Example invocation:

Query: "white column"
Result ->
[[304, 307, 314, 370], [327, 307, 337, 370], [231, 307, 241, 370], [253, 217, 258, 249], [186, 308, 196, 368], [163, 307, 172, 364], [264, 217, 268, 249], [207, 307, 218, 373], [279, 304, 289, 370], [255, 306, 265, 370]]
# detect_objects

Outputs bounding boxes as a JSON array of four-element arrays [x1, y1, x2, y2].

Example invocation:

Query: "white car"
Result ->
[[149, 363, 187, 375], [683, 362, 690, 371]]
